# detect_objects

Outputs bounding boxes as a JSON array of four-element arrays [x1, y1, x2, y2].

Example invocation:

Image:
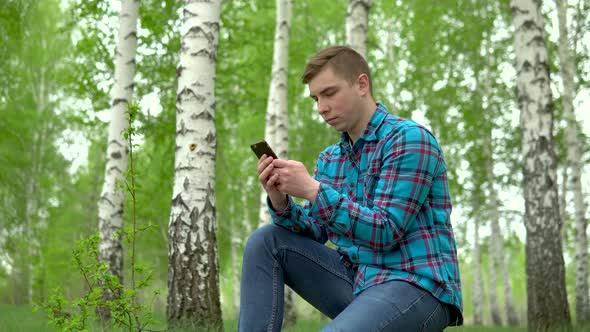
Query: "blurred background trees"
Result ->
[[1, 0, 589, 329]]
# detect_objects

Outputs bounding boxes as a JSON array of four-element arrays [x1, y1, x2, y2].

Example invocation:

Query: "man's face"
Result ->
[[308, 66, 364, 136]]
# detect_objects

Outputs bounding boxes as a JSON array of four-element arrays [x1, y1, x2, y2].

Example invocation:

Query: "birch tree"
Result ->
[[482, 35, 519, 326], [555, 0, 589, 323], [229, 192, 240, 316], [97, 0, 139, 318], [510, 0, 571, 330], [471, 192, 484, 326], [257, 0, 293, 228], [346, 0, 371, 58], [486, 134, 519, 326], [167, 0, 222, 329], [560, 168, 568, 248], [254, 0, 297, 325]]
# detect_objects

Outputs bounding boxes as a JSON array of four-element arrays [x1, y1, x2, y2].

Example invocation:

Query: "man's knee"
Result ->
[[244, 224, 286, 255]]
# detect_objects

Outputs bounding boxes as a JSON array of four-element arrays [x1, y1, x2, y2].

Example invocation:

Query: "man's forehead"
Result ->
[[309, 67, 345, 92]]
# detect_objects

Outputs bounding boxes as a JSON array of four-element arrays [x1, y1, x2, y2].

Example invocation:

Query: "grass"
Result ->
[[2, 305, 587, 331]]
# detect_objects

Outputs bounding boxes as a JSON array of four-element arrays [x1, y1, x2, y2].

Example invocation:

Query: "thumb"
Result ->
[[272, 159, 289, 168]]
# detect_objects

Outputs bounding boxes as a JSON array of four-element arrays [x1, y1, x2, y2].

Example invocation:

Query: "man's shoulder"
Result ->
[[380, 114, 439, 146], [318, 143, 342, 160]]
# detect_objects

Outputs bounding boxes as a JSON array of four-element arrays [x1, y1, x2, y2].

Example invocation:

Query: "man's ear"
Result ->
[[357, 73, 370, 96]]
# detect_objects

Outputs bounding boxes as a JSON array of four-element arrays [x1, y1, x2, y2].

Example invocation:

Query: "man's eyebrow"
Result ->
[[309, 86, 336, 98]]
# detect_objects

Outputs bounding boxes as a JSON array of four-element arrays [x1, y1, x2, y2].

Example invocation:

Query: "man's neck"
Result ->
[[349, 99, 378, 143]]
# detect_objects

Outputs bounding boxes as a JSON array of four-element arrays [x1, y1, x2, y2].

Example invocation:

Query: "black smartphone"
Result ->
[[250, 140, 278, 159]]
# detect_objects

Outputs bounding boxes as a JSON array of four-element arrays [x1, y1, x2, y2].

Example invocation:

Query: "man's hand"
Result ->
[[271, 159, 320, 202], [257, 155, 288, 212]]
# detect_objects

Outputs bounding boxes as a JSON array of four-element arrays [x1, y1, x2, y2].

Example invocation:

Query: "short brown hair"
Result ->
[[302, 45, 373, 96]]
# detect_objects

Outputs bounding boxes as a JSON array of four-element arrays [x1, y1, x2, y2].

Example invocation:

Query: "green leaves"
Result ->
[[40, 229, 161, 331]]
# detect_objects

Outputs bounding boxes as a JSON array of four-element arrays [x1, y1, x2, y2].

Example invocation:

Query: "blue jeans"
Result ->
[[238, 224, 450, 332]]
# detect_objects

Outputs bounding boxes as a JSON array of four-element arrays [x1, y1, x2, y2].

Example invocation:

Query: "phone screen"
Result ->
[[250, 140, 278, 159]]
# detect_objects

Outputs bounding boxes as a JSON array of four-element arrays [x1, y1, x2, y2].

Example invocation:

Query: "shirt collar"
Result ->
[[339, 102, 389, 147]]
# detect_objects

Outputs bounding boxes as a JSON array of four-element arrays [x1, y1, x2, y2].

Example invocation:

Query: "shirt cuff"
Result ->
[[267, 195, 293, 219], [308, 182, 341, 225]]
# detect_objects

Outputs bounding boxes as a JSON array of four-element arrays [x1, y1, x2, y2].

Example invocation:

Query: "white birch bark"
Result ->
[[24, 177, 37, 304], [167, 0, 222, 328], [229, 195, 240, 317], [472, 213, 484, 325], [487, 157, 519, 325], [510, 0, 571, 329], [488, 236, 502, 326], [231, 234, 240, 315], [97, 0, 138, 315], [242, 186, 253, 235], [254, 0, 298, 325], [560, 168, 568, 249], [258, 0, 293, 229], [346, 0, 371, 59], [24, 114, 43, 304], [555, 0, 589, 323], [482, 38, 519, 322], [257, 192, 272, 227], [23, 41, 51, 304], [273, 0, 292, 162]]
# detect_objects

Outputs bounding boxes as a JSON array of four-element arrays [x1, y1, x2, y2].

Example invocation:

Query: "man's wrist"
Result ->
[[270, 193, 288, 212], [305, 180, 321, 202]]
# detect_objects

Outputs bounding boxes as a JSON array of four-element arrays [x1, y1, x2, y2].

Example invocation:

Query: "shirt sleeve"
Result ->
[[268, 159, 329, 244], [308, 126, 442, 251]]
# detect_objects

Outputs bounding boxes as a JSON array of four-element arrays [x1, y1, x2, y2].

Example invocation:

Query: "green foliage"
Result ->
[[37, 234, 158, 331], [38, 103, 160, 331], [2, 0, 590, 328]]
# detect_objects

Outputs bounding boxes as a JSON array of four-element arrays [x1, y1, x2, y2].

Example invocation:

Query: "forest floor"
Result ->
[[3, 305, 587, 331]]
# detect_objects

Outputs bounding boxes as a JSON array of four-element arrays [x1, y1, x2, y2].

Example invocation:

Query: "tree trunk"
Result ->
[[488, 178, 519, 326], [230, 196, 241, 317], [346, 0, 371, 58], [473, 214, 484, 326], [231, 234, 240, 315], [560, 168, 568, 250], [97, 0, 139, 320], [488, 241, 502, 326], [25, 177, 37, 305], [485, 137, 519, 326], [555, 0, 589, 324], [255, 0, 298, 325], [258, 0, 293, 229], [283, 289, 297, 328], [242, 190, 253, 235], [167, 0, 222, 329], [510, 1, 571, 330]]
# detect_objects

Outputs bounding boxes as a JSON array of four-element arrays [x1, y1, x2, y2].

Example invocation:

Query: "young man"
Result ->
[[239, 45, 463, 331]]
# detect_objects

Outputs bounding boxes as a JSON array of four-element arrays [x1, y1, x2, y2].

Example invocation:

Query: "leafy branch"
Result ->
[[37, 103, 162, 331]]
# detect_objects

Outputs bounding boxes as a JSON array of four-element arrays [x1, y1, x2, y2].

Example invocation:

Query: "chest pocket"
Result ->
[[362, 159, 381, 207]]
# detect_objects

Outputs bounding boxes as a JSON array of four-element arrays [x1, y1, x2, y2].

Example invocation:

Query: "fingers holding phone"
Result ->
[[257, 155, 279, 189], [256, 154, 287, 210], [257, 155, 274, 183], [252, 141, 287, 210]]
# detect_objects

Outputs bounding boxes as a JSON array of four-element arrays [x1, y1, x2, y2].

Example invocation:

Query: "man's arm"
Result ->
[[307, 126, 442, 251], [268, 157, 329, 244]]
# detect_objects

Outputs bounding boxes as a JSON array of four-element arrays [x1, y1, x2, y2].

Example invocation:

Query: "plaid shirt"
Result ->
[[269, 103, 463, 324]]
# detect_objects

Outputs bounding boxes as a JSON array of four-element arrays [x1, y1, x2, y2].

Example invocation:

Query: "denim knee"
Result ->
[[244, 224, 282, 255]]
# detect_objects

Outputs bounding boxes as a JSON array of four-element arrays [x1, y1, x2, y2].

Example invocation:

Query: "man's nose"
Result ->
[[318, 99, 329, 114]]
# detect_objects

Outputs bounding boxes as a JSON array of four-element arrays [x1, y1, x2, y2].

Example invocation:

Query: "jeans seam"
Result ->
[[277, 245, 353, 286], [377, 290, 429, 331], [420, 303, 441, 332], [267, 260, 279, 332]]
